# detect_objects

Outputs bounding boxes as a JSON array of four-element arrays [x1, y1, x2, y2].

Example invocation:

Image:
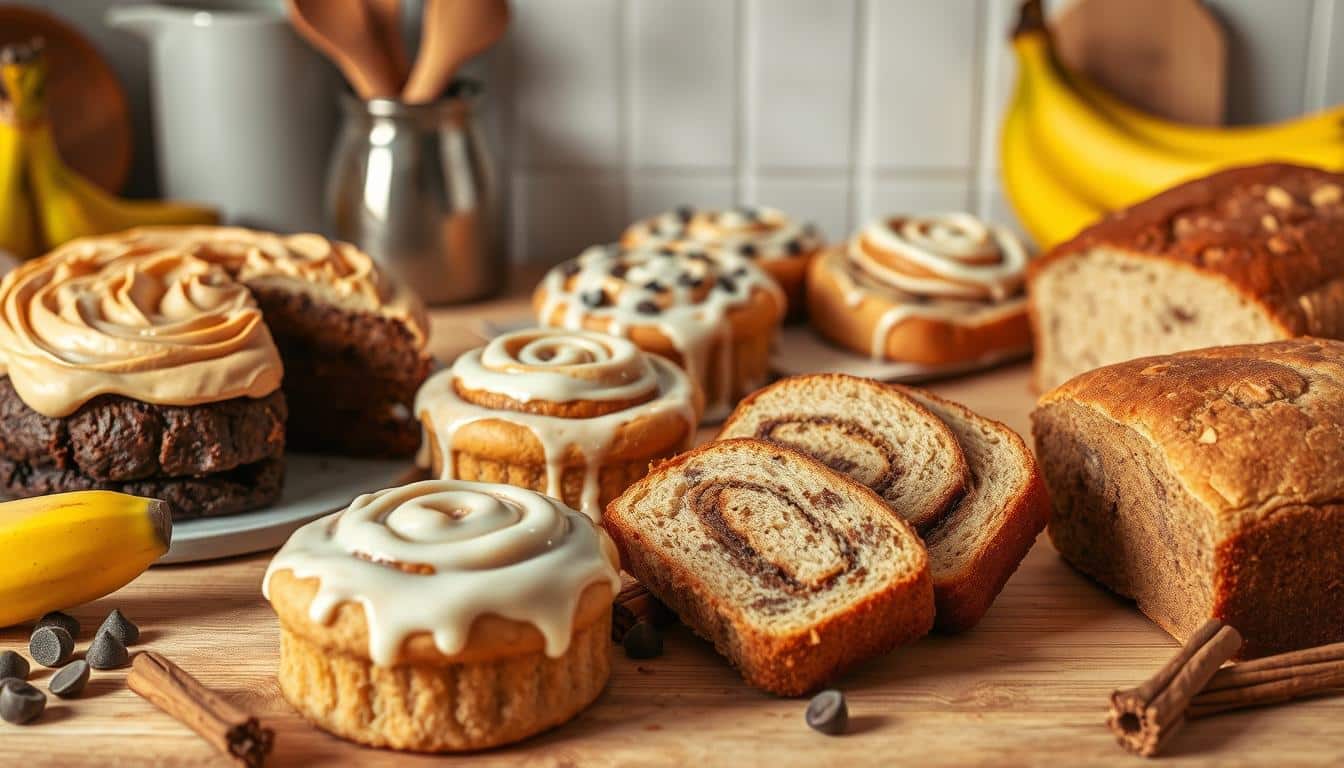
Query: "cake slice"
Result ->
[[894, 386, 1051, 632], [717, 374, 968, 532], [604, 438, 934, 696]]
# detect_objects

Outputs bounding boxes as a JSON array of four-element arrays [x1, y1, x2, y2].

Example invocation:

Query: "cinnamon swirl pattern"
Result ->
[[533, 245, 786, 421], [622, 206, 822, 313], [0, 245, 281, 417], [806, 213, 1033, 366], [415, 328, 698, 517]]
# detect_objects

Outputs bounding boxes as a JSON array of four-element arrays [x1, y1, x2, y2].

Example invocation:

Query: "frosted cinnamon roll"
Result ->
[[264, 479, 621, 752], [415, 328, 699, 517], [622, 205, 823, 316], [533, 245, 786, 421], [806, 213, 1033, 365]]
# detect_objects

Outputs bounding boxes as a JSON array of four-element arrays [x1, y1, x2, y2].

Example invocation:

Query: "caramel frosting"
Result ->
[[263, 479, 622, 666], [829, 213, 1032, 358], [48, 227, 429, 344], [0, 246, 282, 417], [622, 205, 823, 262], [535, 245, 785, 420], [416, 328, 698, 516]]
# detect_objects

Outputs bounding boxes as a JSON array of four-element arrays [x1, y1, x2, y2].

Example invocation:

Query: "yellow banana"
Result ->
[[0, 40, 216, 254], [1014, 30, 1344, 210], [0, 491, 172, 628], [1068, 73, 1344, 158], [1000, 77, 1105, 250], [0, 43, 39, 260]]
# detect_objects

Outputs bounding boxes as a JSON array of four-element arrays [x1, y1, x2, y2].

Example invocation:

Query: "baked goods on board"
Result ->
[[1029, 163, 1344, 391], [1033, 338, 1344, 658], [264, 479, 621, 752], [415, 327, 699, 518]]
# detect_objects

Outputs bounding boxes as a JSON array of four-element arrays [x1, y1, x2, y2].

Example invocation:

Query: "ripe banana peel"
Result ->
[[0, 39, 217, 260], [0, 491, 172, 628]]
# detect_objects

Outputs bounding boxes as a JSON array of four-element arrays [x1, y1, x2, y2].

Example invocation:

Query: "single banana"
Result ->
[[0, 491, 172, 628], [1013, 29, 1344, 210], [1000, 77, 1105, 250], [0, 45, 39, 260], [0, 40, 216, 253], [1068, 73, 1344, 158]]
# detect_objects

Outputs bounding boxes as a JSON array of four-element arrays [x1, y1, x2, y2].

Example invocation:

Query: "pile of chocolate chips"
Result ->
[[1, 609, 141, 726]]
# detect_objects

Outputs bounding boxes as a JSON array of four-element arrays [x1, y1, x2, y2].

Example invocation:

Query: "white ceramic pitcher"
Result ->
[[107, 3, 339, 233]]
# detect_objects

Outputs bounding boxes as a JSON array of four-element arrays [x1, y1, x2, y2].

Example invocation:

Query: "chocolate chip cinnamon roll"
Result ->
[[414, 328, 699, 518], [622, 205, 823, 317], [806, 213, 1033, 365], [604, 438, 935, 696], [534, 245, 785, 422]]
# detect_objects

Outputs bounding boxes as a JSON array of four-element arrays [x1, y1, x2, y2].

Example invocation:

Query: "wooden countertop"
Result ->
[[5, 275, 1342, 767]]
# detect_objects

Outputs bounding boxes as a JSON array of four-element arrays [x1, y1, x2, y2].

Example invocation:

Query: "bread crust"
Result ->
[[604, 438, 935, 696], [806, 248, 1031, 365], [1032, 338, 1344, 656]]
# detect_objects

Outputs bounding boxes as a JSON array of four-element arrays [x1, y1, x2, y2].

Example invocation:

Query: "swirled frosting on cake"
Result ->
[[263, 479, 622, 665], [0, 246, 282, 417]]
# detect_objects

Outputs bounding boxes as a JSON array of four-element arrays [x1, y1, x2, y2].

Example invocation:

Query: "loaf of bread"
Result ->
[[1032, 338, 1344, 657], [604, 438, 934, 696], [1029, 163, 1344, 391]]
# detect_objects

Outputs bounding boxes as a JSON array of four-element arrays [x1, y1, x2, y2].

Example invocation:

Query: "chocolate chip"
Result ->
[[0, 677, 25, 692], [580, 289, 608, 308], [785, 239, 804, 255], [717, 276, 738, 293], [559, 261, 582, 278], [0, 680, 45, 724], [643, 280, 667, 293], [686, 250, 710, 262], [48, 660, 89, 699], [733, 266, 749, 278], [805, 689, 849, 735], [36, 611, 80, 639], [675, 205, 694, 222], [622, 620, 663, 659], [677, 272, 703, 288], [29, 626, 74, 668], [658, 246, 677, 257], [0, 651, 28, 681], [87, 630, 129, 670], [635, 300, 662, 316], [97, 609, 139, 646], [609, 263, 630, 279], [739, 243, 758, 258]]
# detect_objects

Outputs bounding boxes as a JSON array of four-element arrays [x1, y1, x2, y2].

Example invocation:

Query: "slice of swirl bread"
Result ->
[[895, 386, 1051, 632], [717, 374, 969, 532], [604, 438, 934, 696]]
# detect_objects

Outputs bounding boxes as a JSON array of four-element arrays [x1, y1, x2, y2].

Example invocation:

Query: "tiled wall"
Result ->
[[482, 0, 1344, 264]]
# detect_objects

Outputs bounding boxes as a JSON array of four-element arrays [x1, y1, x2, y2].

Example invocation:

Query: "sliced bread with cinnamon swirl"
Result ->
[[604, 438, 934, 696], [717, 374, 968, 532]]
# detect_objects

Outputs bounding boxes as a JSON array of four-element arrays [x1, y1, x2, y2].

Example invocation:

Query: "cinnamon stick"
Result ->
[[1107, 618, 1243, 757], [1187, 641, 1344, 718], [127, 652, 274, 768]]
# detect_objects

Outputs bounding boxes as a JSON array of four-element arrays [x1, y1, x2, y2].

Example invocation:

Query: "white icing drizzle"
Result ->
[[415, 328, 698, 517], [622, 205, 822, 262], [854, 213, 1028, 301], [536, 245, 784, 421], [263, 479, 621, 666]]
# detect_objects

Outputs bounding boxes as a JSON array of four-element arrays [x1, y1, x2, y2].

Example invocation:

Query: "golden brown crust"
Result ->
[[1031, 163, 1344, 341], [604, 438, 935, 696], [806, 248, 1031, 365]]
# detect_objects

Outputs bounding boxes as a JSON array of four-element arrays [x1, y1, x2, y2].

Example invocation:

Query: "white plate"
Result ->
[[159, 454, 420, 565]]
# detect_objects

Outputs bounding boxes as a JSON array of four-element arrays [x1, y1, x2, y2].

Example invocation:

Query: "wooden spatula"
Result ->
[[401, 0, 509, 104], [287, 0, 401, 99]]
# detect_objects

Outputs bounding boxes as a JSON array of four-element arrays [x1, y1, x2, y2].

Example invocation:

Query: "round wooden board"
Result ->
[[0, 5, 133, 193]]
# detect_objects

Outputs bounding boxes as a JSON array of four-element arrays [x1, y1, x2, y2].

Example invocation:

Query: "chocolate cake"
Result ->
[[0, 227, 431, 519]]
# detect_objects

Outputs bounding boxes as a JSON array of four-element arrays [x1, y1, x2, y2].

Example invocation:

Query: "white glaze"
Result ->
[[623, 205, 822, 262], [416, 328, 698, 517], [855, 213, 1028, 301], [263, 479, 621, 666], [536, 245, 784, 421]]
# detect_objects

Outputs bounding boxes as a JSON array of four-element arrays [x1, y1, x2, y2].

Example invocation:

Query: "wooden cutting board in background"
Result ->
[[1053, 0, 1226, 125]]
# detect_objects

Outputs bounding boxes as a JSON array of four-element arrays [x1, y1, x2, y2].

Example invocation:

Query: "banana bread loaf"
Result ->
[[1032, 338, 1344, 657], [1028, 163, 1344, 391]]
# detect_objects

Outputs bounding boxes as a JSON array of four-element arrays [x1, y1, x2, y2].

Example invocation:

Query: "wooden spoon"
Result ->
[[287, 0, 400, 99], [365, 0, 409, 86], [401, 0, 509, 104]]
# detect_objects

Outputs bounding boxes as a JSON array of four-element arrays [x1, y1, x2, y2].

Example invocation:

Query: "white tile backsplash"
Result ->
[[500, 0, 1335, 263]]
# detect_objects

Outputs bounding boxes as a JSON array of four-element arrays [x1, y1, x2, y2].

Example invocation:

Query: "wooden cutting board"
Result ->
[[1053, 0, 1226, 125]]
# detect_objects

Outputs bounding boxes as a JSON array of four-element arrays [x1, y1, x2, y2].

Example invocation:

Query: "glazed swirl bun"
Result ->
[[0, 246, 281, 417], [264, 479, 621, 665], [806, 212, 1034, 365], [415, 328, 699, 516], [533, 245, 785, 421]]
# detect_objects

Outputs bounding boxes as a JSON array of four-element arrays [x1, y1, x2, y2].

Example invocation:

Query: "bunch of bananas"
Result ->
[[0, 490, 171, 628], [1001, 0, 1344, 250], [0, 38, 217, 261]]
